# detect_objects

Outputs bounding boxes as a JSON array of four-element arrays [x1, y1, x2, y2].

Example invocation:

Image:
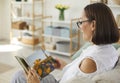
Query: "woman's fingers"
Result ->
[[30, 68, 39, 78], [27, 70, 33, 83], [27, 69, 32, 78], [27, 68, 40, 83], [53, 57, 67, 69]]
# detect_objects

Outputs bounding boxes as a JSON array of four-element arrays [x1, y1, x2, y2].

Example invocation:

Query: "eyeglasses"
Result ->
[[76, 20, 90, 28]]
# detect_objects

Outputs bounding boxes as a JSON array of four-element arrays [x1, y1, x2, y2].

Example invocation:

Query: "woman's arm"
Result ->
[[79, 58, 97, 73]]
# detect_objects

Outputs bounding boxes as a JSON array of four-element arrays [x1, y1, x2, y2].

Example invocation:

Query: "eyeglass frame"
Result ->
[[76, 19, 90, 28]]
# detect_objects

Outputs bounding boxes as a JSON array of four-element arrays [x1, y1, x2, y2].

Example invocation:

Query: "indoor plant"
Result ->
[[55, 4, 69, 20]]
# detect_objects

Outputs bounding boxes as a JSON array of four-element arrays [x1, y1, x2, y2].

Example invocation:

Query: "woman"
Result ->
[[11, 3, 119, 83]]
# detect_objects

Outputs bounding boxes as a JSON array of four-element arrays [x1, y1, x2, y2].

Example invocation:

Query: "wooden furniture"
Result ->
[[90, 0, 108, 4], [10, 0, 44, 49], [42, 17, 80, 56]]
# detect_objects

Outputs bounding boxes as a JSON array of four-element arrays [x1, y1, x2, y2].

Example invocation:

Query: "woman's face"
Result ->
[[79, 11, 95, 41]]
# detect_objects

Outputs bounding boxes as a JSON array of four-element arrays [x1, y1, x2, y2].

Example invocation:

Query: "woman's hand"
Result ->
[[27, 68, 40, 83], [54, 58, 67, 70]]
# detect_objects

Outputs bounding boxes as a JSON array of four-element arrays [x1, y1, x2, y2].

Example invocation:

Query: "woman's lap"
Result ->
[[11, 70, 59, 83]]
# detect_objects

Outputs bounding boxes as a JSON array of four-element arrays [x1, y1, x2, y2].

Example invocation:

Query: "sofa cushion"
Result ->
[[92, 68, 120, 83], [112, 43, 120, 50], [117, 47, 120, 56]]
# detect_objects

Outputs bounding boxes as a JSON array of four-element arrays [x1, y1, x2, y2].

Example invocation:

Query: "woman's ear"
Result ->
[[91, 20, 96, 31]]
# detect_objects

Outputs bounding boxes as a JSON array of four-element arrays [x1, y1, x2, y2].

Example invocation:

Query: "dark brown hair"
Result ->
[[84, 3, 119, 45]]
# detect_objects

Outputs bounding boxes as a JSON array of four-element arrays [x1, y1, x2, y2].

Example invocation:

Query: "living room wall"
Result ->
[[0, 0, 11, 40]]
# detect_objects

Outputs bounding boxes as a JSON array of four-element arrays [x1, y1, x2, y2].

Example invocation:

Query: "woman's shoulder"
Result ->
[[86, 44, 117, 56], [80, 58, 97, 73]]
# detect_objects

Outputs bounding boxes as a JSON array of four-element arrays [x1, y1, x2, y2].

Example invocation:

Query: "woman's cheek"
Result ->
[[80, 26, 84, 32]]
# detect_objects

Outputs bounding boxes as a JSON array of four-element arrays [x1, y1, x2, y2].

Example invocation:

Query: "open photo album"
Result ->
[[15, 56, 30, 74], [15, 50, 60, 78]]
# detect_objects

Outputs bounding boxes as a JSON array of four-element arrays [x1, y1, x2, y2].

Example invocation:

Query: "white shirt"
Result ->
[[60, 44, 118, 83]]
